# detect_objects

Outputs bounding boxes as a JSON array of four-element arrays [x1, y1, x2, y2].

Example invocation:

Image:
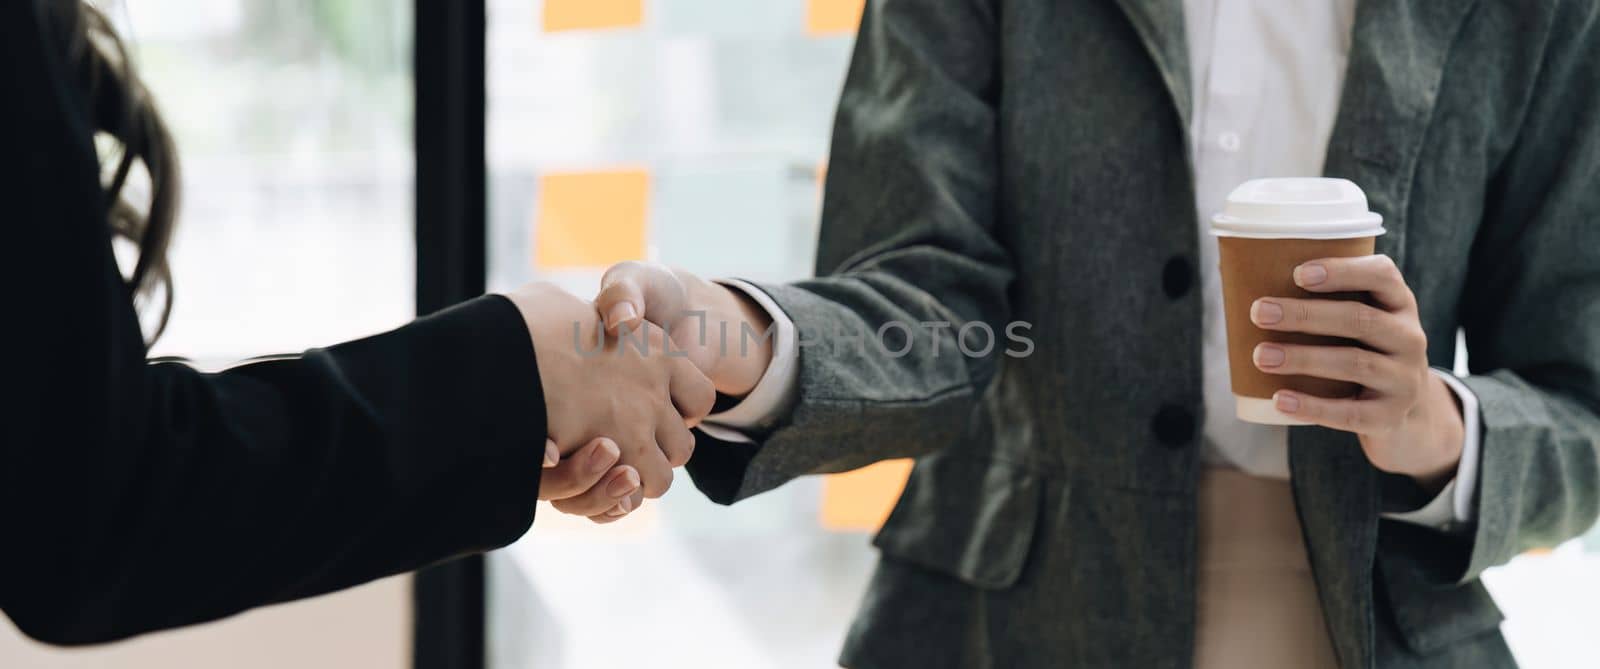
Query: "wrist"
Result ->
[[703, 282, 774, 397], [504, 282, 561, 349], [505, 283, 594, 453], [1410, 373, 1465, 494]]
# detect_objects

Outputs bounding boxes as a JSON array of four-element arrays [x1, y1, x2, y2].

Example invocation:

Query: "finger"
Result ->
[[594, 491, 641, 522], [656, 414, 697, 468], [587, 504, 632, 524], [633, 443, 675, 499], [599, 261, 685, 334], [1293, 255, 1415, 312], [669, 359, 717, 426], [1250, 298, 1423, 354], [542, 439, 559, 469], [589, 490, 645, 522], [1273, 390, 1402, 435], [538, 438, 620, 501], [594, 273, 645, 334], [551, 465, 641, 517], [1252, 343, 1409, 393]]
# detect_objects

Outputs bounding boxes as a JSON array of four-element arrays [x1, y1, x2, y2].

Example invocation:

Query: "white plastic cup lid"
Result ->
[[1210, 178, 1385, 240]]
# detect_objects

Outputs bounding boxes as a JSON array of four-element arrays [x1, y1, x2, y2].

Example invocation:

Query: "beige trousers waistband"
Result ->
[[1192, 468, 1340, 669]]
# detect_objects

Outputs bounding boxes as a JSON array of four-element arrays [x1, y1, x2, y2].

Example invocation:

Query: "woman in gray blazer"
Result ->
[[597, 0, 1600, 666]]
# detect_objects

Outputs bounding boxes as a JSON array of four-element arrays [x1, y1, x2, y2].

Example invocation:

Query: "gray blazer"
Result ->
[[685, 0, 1600, 666]]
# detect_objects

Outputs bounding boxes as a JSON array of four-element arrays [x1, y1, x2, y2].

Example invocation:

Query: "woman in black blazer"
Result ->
[[0, 0, 713, 645]]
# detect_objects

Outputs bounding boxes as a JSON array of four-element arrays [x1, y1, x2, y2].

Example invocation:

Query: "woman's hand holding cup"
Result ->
[[1212, 179, 1464, 493], [1250, 254, 1464, 493]]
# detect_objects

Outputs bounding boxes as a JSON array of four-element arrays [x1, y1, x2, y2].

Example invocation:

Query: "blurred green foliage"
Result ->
[[239, 0, 410, 76], [125, 0, 413, 155]]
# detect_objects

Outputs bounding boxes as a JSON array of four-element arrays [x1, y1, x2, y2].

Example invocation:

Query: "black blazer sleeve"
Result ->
[[0, 1, 546, 645]]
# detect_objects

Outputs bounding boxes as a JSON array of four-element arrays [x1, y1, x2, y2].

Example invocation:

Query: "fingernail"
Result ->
[[1254, 343, 1286, 368], [606, 469, 640, 498], [543, 441, 559, 468], [605, 505, 629, 517], [1252, 300, 1284, 325], [588, 439, 619, 474], [607, 302, 639, 328], [1275, 392, 1301, 413], [1295, 263, 1328, 287]]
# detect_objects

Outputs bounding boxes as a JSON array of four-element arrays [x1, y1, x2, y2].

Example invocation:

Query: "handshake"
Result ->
[[502, 263, 776, 523]]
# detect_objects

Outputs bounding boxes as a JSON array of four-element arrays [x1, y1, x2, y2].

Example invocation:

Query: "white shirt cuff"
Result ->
[[697, 279, 800, 444], [1381, 369, 1482, 531]]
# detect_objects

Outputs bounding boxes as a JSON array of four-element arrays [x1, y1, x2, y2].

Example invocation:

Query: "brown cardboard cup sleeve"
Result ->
[[1211, 178, 1386, 425]]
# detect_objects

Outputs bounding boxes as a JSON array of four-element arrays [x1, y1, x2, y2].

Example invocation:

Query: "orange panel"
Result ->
[[806, 0, 865, 35], [820, 459, 914, 531], [543, 0, 644, 32], [534, 169, 650, 269]]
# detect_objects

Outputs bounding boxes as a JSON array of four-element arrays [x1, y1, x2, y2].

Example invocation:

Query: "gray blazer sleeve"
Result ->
[[1451, 2, 1600, 583], [687, 0, 1011, 503]]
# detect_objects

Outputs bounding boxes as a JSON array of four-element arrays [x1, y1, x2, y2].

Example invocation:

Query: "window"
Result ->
[[122, 0, 416, 361], [483, 2, 878, 667], [0, 1, 416, 666]]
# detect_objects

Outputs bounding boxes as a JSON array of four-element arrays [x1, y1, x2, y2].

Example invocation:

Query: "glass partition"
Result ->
[[123, 0, 416, 362], [484, 2, 881, 667], [0, 1, 415, 666]]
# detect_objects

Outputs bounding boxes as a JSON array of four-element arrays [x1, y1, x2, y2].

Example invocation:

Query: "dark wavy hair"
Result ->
[[42, 0, 180, 340]]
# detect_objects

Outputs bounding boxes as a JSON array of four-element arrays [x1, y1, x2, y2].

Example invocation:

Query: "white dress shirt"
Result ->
[[704, 0, 1480, 529]]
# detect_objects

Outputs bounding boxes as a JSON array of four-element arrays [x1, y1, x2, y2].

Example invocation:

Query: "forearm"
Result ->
[[687, 276, 1010, 504], [1442, 0, 1600, 582], [677, 0, 1012, 502], [1453, 369, 1600, 582], [0, 297, 546, 645]]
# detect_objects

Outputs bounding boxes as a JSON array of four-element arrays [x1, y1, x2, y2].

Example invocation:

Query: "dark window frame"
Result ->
[[412, 1, 489, 668]]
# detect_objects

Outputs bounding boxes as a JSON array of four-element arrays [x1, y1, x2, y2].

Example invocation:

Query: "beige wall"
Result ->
[[0, 575, 409, 669]]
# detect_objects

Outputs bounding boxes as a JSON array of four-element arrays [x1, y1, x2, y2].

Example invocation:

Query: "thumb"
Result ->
[[597, 261, 683, 334], [542, 439, 560, 468]]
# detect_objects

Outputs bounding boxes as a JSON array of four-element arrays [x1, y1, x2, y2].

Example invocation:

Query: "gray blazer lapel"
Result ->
[[1322, 0, 1480, 268], [1112, 0, 1192, 133], [1304, 5, 1480, 667]]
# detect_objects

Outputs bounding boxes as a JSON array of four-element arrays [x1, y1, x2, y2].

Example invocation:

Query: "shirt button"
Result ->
[[1152, 404, 1196, 448], [1217, 131, 1241, 152], [1162, 256, 1192, 299]]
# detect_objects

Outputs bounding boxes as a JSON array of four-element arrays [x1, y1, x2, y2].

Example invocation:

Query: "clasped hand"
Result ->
[[505, 283, 715, 523]]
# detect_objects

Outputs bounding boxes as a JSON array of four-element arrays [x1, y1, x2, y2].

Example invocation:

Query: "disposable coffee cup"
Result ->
[[1211, 178, 1385, 425]]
